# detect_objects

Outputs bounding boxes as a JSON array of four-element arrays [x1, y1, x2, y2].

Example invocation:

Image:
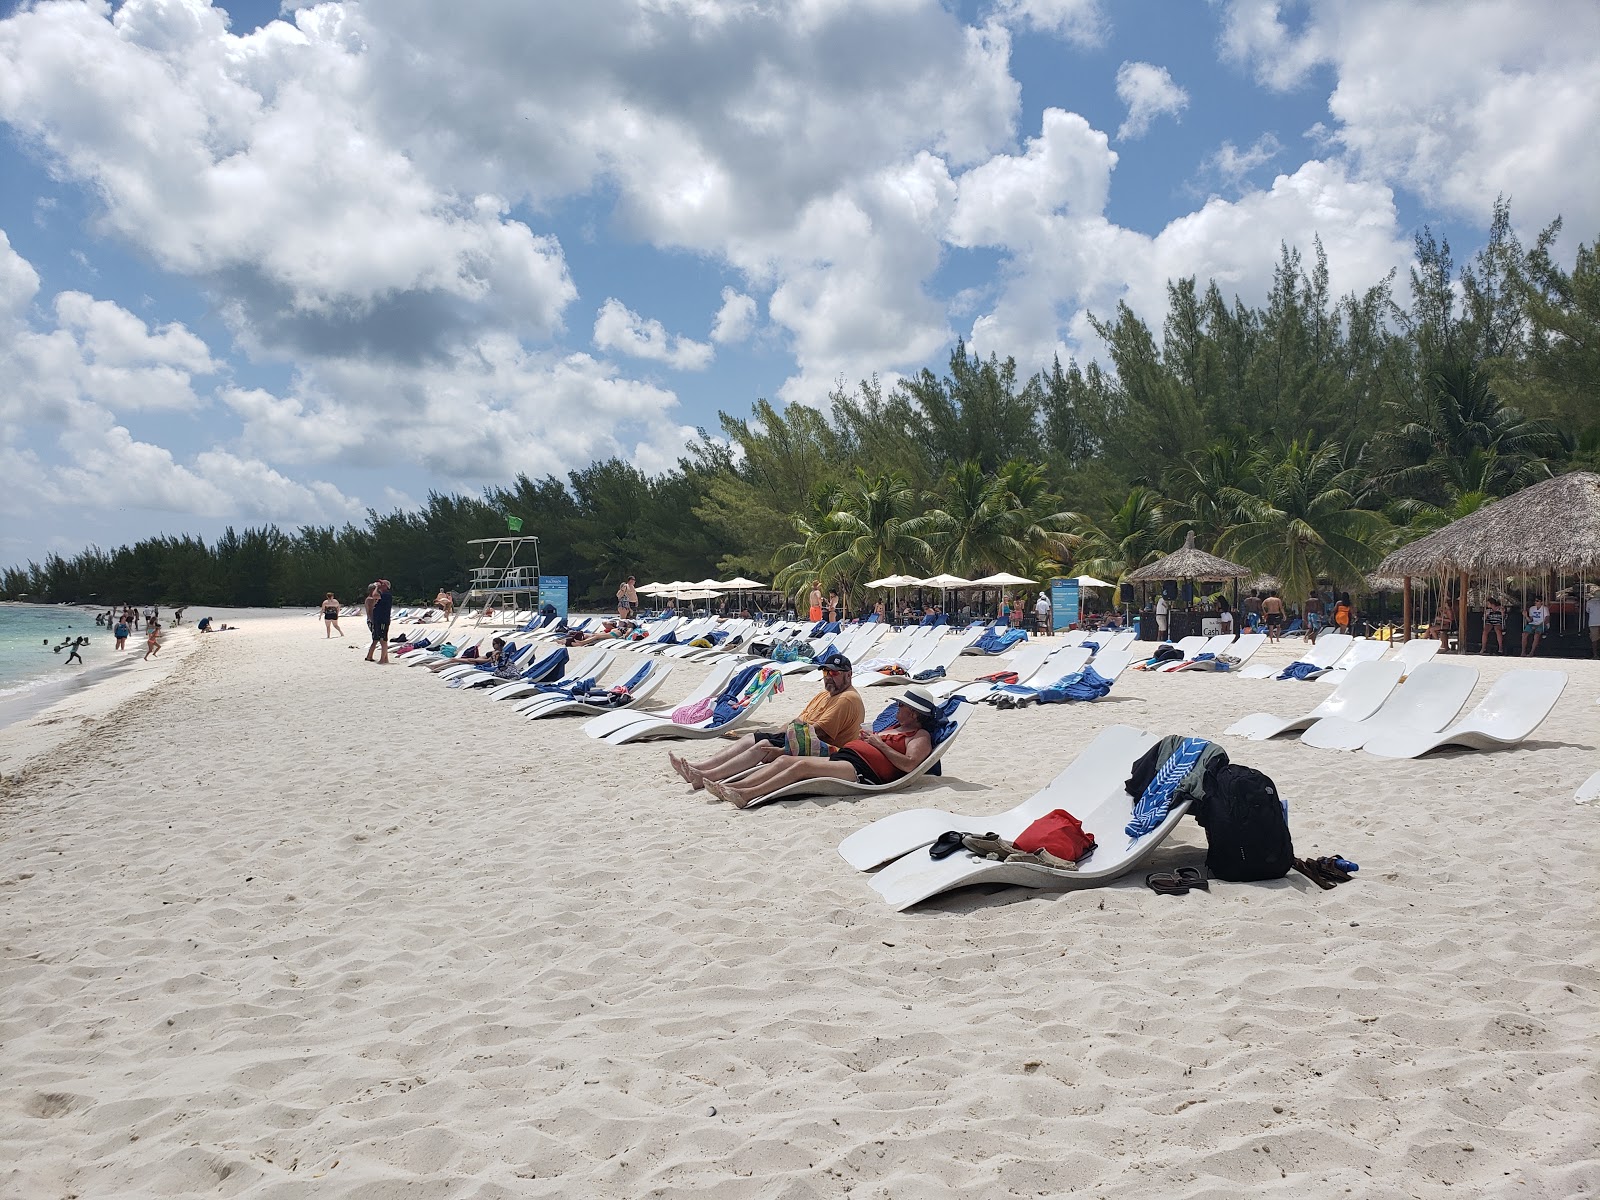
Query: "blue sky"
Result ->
[[3, 0, 1597, 568]]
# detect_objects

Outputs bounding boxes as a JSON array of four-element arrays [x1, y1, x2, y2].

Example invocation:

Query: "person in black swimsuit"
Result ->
[[322, 592, 344, 638]]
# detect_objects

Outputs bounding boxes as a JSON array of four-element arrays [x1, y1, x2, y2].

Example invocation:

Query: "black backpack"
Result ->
[[1196, 764, 1293, 881]]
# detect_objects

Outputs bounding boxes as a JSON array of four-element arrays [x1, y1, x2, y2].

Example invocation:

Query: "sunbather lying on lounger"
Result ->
[[669, 653, 863, 788], [567, 619, 633, 647], [701, 684, 938, 809]]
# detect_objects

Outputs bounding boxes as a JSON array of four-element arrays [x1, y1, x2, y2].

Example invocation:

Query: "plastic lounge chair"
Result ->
[[740, 704, 976, 809], [1389, 638, 1441, 675], [1153, 634, 1210, 667], [1237, 632, 1353, 680], [1308, 637, 1387, 680], [1577, 770, 1600, 804], [1362, 669, 1568, 759], [864, 730, 1202, 910], [603, 670, 782, 745], [520, 660, 676, 720], [456, 645, 568, 690], [581, 659, 739, 740], [838, 724, 1159, 871], [1299, 662, 1479, 750], [485, 647, 612, 702], [1171, 632, 1266, 672], [1157, 633, 1235, 672], [1224, 660, 1405, 740], [1084, 647, 1135, 681], [948, 646, 1089, 702], [855, 635, 966, 688]]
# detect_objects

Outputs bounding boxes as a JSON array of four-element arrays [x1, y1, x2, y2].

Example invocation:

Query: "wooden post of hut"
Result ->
[[1458, 572, 1468, 653], [1402, 576, 1412, 642]]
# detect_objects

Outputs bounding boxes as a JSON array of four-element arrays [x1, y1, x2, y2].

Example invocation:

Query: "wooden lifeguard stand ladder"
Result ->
[[465, 535, 541, 624]]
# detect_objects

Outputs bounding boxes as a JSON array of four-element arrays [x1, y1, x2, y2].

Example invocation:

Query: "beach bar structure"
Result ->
[[465, 535, 541, 622], [1126, 531, 1253, 637], [1374, 471, 1600, 648]]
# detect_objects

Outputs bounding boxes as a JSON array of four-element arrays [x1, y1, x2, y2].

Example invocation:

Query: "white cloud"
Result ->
[[710, 287, 757, 345], [990, 0, 1106, 46], [1114, 61, 1188, 141], [1202, 133, 1284, 191], [1217, 0, 1600, 232], [593, 299, 714, 371]]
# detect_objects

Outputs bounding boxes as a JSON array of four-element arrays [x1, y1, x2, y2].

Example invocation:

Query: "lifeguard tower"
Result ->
[[465, 534, 541, 623]]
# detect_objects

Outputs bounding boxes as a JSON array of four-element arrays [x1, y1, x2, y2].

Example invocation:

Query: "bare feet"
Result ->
[[668, 752, 705, 790], [706, 780, 750, 809]]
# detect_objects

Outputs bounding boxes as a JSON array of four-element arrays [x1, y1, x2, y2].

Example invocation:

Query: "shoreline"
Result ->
[[1, 610, 1595, 1196]]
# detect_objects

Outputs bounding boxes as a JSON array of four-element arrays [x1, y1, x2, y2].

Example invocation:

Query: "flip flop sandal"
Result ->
[[1145, 871, 1190, 896], [1173, 866, 1210, 891], [1292, 858, 1337, 890], [929, 830, 969, 861], [1005, 849, 1079, 870], [994, 695, 1017, 710], [1312, 857, 1354, 883]]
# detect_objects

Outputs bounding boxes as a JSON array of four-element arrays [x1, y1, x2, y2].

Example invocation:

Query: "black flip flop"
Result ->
[[1145, 871, 1190, 896], [928, 830, 968, 860], [1173, 866, 1210, 891], [1292, 858, 1337, 890]]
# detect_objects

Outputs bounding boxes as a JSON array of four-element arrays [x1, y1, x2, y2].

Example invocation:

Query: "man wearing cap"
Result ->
[[669, 651, 864, 788]]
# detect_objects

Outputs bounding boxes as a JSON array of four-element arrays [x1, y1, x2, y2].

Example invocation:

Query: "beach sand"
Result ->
[[2, 613, 1596, 1198]]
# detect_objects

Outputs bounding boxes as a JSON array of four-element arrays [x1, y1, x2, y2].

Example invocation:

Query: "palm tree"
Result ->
[[1373, 361, 1561, 501], [1072, 486, 1173, 584], [923, 460, 1079, 578], [1219, 440, 1389, 601], [772, 470, 933, 609], [1162, 438, 1257, 547]]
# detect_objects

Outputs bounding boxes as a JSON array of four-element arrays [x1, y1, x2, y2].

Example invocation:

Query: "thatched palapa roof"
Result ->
[[1375, 471, 1600, 578], [1126, 531, 1253, 582]]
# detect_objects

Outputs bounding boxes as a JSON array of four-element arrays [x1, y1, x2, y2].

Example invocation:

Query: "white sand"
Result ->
[[2, 613, 1597, 1198]]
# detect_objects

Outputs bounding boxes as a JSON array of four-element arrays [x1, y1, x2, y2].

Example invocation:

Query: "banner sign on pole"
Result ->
[[1050, 578, 1080, 631], [539, 575, 569, 618]]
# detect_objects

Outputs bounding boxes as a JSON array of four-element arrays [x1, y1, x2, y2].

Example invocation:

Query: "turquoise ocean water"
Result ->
[[0, 604, 109, 696]]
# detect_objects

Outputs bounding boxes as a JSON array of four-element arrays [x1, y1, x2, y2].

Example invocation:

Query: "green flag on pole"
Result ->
[[506, 515, 523, 533]]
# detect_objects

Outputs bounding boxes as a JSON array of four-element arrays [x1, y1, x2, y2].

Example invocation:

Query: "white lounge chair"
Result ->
[[1309, 637, 1386, 681], [1153, 633, 1234, 671], [854, 634, 968, 688], [1169, 632, 1267, 672], [1362, 670, 1568, 759], [740, 705, 977, 809], [1298, 662, 1479, 751], [484, 647, 612, 702], [864, 729, 1203, 910], [1224, 660, 1405, 740], [945, 646, 1089, 702], [581, 659, 738, 740], [838, 724, 1158, 871], [1390, 638, 1442, 676], [1084, 647, 1135, 681], [1576, 770, 1600, 804], [1237, 632, 1353, 680], [519, 659, 676, 720], [602, 676, 780, 744]]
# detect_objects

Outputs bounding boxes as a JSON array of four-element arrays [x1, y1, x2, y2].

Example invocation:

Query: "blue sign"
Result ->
[[1050, 579, 1080, 631], [539, 575, 569, 618]]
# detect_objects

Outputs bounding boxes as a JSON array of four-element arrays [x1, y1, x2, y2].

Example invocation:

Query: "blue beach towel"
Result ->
[[1277, 661, 1321, 681], [1126, 736, 1211, 840]]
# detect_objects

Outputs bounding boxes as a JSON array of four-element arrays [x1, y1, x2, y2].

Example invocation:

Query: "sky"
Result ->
[[2, 0, 1598, 568]]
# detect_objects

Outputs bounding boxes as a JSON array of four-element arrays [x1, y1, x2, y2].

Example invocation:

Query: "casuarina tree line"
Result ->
[[6, 200, 1594, 610]]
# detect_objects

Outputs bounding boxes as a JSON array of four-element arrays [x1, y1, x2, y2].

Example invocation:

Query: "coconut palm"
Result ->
[[1072, 486, 1173, 584], [772, 470, 933, 607], [1218, 439, 1389, 601], [1162, 438, 1257, 547]]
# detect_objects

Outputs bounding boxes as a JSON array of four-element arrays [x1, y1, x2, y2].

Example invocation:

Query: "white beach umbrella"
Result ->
[[692, 578, 725, 589], [867, 573, 922, 588], [920, 573, 973, 588], [719, 576, 767, 589], [1076, 575, 1115, 588], [636, 581, 669, 593], [966, 573, 1015, 588]]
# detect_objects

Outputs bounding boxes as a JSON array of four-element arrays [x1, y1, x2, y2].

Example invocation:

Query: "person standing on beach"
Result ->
[[365, 580, 393, 663], [1481, 596, 1506, 654], [113, 616, 130, 650], [1154, 594, 1168, 640], [1034, 590, 1051, 633], [1304, 591, 1324, 644], [1521, 596, 1548, 657], [617, 576, 638, 619], [143, 620, 162, 661], [1586, 589, 1600, 658], [322, 592, 344, 638], [808, 582, 824, 623], [1262, 592, 1285, 641]]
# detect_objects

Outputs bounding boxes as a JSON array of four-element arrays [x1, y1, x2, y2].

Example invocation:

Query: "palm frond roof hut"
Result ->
[[1127, 531, 1253, 583], [1375, 471, 1600, 577]]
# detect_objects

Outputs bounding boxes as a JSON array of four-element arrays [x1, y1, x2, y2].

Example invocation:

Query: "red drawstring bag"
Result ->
[[1014, 809, 1095, 862], [979, 670, 1019, 684]]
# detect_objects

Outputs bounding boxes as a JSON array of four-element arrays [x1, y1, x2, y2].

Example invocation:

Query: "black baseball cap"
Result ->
[[818, 652, 852, 672]]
